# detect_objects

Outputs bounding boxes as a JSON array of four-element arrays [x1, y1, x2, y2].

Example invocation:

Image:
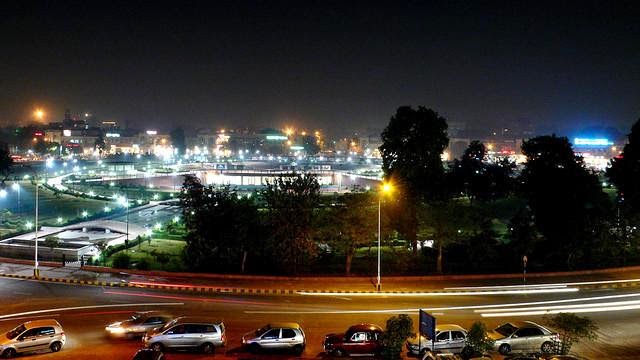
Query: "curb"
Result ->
[[2, 272, 640, 296]]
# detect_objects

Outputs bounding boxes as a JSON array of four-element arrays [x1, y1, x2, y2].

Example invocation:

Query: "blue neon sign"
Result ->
[[574, 138, 613, 147]]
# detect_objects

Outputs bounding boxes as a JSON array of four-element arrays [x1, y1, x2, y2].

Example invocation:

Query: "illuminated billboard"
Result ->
[[573, 138, 613, 147]]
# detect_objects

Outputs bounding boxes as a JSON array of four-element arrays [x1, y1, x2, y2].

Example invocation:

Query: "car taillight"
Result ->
[[60, 332, 65, 336]]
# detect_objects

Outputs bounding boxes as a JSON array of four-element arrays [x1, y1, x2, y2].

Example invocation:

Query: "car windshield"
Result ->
[[160, 319, 178, 332], [255, 325, 271, 336], [129, 313, 146, 323], [495, 323, 519, 337], [6, 324, 26, 340]]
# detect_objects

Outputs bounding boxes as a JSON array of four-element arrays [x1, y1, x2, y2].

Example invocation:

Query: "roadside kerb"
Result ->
[[2, 272, 640, 295]]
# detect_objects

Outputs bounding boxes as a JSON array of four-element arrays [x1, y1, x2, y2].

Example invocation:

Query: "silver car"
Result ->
[[406, 324, 468, 355], [143, 317, 226, 354], [242, 322, 306, 355], [105, 311, 173, 338], [0, 319, 66, 358], [488, 321, 559, 355]]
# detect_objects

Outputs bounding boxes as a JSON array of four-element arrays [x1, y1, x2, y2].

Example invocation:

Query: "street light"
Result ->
[[377, 182, 393, 291]]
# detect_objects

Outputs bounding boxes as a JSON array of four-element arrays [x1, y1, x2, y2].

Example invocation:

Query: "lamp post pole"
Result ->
[[377, 195, 382, 291], [34, 177, 40, 277]]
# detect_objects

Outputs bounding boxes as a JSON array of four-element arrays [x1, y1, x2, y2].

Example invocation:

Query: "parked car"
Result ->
[[242, 322, 306, 355], [105, 311, 173, 338], [131, 348, 165, 360], [143, 317, 226, 354], [488, 321, 559, 355], [406, 324, 468, 355], [0, 319, 66, 358], [323, 323, 384, 357]]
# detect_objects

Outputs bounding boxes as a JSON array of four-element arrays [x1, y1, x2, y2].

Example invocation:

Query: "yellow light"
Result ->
[[301, 131, 307, 136], [284, 127, 294, 137], [381, 182, 393, 194], [34, 109, 46, 120], [487, 143, 494, 150]]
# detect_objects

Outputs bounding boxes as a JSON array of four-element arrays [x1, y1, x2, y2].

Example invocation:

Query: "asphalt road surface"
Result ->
[[1, 276, 639, 360]]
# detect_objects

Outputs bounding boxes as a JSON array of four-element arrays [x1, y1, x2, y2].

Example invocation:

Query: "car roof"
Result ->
[[23, 319, 62, 329], [267, 322, 302, 329], [348, 324, 383, 332], [436, 324, 466, 332], [171, 317, 223, 325]]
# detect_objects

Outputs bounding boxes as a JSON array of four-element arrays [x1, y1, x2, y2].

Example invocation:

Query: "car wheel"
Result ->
[[2, 348, 16, 359], [293, 344, 304, 356], [541, 341, 554, 354], [50, 341, 63, 352], [249, 343, 261, 353], [151, 343, 164, 352], [498, 343, 511, 355], [201, 342, 215, 354]]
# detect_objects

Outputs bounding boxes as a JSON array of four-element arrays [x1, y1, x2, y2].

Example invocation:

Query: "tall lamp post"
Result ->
[[377, 182, 393, 291]]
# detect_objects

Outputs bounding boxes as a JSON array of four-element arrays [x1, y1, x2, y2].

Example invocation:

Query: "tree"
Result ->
[[262, 172, 320, 274], [94, 134, 106, 155], [507, 207, 539, 270], [607, 118, 640, 214], [380, 314, 414, 360], [180, 175, 260, 272], [419, 200, 468, 273], [112, 252, 131, 269], [543, 313, 598, 355], [44, 236, 60, 251], [302, 135, 321, 155], [519, 135, 611, 269], [0, 147, 12, 181], [463, 322, 494, 359], [380, 106, 449, 253], [170, 127, 186, 156], [320, 192, 377, 275]]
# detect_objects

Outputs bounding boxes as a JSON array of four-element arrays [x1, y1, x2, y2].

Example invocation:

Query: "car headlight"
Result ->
[[106, 326, 126, 334]]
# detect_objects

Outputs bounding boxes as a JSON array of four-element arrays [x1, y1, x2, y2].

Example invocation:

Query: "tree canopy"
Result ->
[[607, 118, 640, 214]]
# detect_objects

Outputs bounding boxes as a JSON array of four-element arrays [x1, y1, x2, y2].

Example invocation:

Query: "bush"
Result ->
[[135, 258, 151, 270], [543, 313, 598, 354], [112, 253, 131, 269], [381, 314, 414, 360], [463, 322, 494, 359]]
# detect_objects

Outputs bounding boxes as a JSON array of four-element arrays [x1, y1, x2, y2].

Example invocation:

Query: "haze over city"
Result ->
[[2, 0, 640, 135]]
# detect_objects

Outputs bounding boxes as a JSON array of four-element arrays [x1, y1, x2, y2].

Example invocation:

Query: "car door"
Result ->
[[433, 331, 451, 352], [259, 328, 281, 349], [280, 328, 297, 349], [15, 328, 41, 353], [344, 331, 367, 354], [183, 324, 205, 347], [449, 331, 466, 353], [509, 328, 532, 351], [163, 324, 187, 348], [521, 327, 545, 351], [366, 331, 382, 353]]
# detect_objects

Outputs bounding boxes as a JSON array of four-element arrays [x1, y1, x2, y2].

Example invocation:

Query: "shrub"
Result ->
[[381, 314, 414, 360], [112, 253, 131, 269], [543, 313, 598, 354], [135, 258, 150, 270], [463, 321, 494, 359]]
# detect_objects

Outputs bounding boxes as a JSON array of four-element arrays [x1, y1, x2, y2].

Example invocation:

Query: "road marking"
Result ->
[[446, 278, 640, 290], [12, 291, 32, 296], [103, 290, 272, 305], [0, 303, 183, 320], [481, 303, 640, 317], [297, 287, 579, 296], [0, 314, 60, 322], [478, 299, 640, 313], [246, 292, 640, 314]]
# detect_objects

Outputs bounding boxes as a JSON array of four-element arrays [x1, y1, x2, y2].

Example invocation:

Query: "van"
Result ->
[[143, 317, 225, 354]]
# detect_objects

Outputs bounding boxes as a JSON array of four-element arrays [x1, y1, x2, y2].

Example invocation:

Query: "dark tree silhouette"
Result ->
[[0, 147, 12, 181], [170, 127, 187, 156], [607, 118, 640, 214], [379, 106, 449, 253]]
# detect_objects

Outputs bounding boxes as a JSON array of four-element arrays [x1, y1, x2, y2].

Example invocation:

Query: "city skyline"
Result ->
[[2, 1, 640, 135]]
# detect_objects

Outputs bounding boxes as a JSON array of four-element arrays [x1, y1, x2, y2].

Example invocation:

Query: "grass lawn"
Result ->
[[106, 238, 186, 271]]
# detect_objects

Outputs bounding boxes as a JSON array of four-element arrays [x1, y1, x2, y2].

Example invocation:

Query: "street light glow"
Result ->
[[57, 217, 63, 223], [81, 210, 88, 217], [382, 182, 393, 194], [25, 221, 33, 229], [34, 109, 45, 120], [11, 183, 19, 191]]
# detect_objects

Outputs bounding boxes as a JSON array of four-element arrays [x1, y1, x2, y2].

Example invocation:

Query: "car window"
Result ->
[[185, 324, 205, 334], [366, 332, 379, 341], [350, 332, 367, 342], [6, 324, 26, 340], [166, 325, 186, 335], [144, 317, 162, 325], [262, 328, 280, 339], [495, 323, 519, 337], [451, 331, 465, 340], [37, 327, 55, 336], [204, 325, 217, 333], [282, 329, 296, 338], [436, 332, 450, 342], [514, 328, 542, 337], [20, 328, 39, 339]]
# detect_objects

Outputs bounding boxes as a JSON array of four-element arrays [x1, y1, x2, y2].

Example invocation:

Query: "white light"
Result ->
[[45, 158, 54, 168], [11, 183, 19, 191], [0, 189, 7, 198], [25, 221, 33, 229], [117, 196, 128, 207], [137, 199, 143, 204], [365, 186, 371, 191], [172, 216, 180, 223], [148, 184, 154, 188], [146, 130, 158, 135], [57, 217, 63, 223], [23, 175, 30, 180], [109, 182, 115, 187], [73, 166, 80, 172], [82, 211, 88, 217], [97, 160, 103, 165], [154, 222, 162, 230], [104, 206, 111, 212], [73, 159, 78, 163], [88, 191, 95, 197], [152, 194, 159, 200], [63, 162, 67, 167], [145, 229, 153, 237]]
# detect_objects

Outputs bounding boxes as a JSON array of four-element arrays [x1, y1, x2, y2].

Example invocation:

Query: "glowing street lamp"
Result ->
[[377, 182, 394, 291], [34, 109, 45, 121]]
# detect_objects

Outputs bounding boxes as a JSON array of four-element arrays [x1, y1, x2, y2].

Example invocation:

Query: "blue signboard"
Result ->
[[419, 309, 436, 340]]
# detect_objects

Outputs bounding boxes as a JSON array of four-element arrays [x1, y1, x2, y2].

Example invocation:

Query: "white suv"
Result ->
[[0, 319, 66, 358], [143, 317, 226, 354]]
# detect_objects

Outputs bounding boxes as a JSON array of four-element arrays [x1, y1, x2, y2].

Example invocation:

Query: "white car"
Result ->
[[0, 319, 66, 358], [488, 321, 559, 355], [406, 324, 468, 355]]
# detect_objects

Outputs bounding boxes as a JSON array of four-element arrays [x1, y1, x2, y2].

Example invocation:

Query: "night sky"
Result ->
[[2, 0, 640, 136]]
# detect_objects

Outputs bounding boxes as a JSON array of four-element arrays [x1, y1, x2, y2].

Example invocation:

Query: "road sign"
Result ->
[[419, 309, 436, 353]]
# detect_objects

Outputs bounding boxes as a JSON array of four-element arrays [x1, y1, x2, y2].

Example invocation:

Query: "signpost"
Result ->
[[522, 255, 528, 286], [419, 310, 436, 355]]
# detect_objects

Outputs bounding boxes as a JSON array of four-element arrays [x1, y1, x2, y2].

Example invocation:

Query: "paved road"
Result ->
[[0, 276, 639, 360]]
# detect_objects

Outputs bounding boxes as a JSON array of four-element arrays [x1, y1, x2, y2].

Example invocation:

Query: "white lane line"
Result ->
[[297, 288, 578, 296], [446, 278, 640, 290], [481, 304, 640, 317], [246, 292, 640, 314], [0, 314, 61, 322], [477, 299, 640, 313], [0, 303, 184, 320]]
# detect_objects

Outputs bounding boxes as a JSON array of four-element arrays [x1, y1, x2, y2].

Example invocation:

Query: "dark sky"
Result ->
[[2, 0, 640, 136]]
